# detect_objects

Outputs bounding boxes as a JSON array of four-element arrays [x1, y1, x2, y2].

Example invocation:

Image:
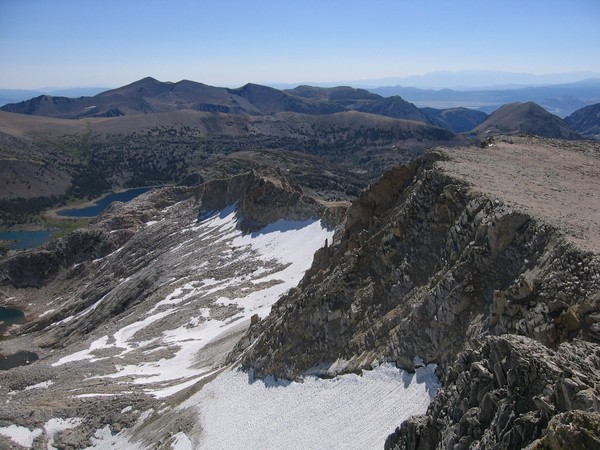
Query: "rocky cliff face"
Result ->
[[236, 153, 600, 377], [233, 143, 600, 447], [385, 335, 600, 449]]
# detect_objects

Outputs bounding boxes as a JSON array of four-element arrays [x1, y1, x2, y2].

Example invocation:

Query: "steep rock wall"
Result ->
[[233, 152, 600, 447], [237, 154, 600, 378], [385, 335, 600, 449]]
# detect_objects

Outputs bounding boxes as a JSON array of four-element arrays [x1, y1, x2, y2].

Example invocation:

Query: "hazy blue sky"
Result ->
[[1, 0, 599, 89]]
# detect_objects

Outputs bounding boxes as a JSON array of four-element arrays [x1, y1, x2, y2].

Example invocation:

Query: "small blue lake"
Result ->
[[0, 307, 39, 370], [0, 351, 39, 370], [0, 306, 25, 334], [0, 230, 54, 250], [0, 187, 151, 250], [57, 187, 151, 217]]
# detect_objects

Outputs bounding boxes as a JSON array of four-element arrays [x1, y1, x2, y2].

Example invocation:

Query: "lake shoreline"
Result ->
[[1, 187, 156, 250], [43, 186, 155, 220]]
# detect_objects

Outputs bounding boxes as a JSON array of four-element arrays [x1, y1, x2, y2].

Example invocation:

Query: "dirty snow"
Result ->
[[0, 424, 42, 447], [0, 417, 81, 449], [24, 380, 55, 390], [45, 418, 82, 448], [171, 431, 194, 450], [85, 425, 143, 450]]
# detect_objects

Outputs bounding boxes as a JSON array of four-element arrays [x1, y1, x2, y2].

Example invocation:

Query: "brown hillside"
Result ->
[[473, 101, 580, 139]]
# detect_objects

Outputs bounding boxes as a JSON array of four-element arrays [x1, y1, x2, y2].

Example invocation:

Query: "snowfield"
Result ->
[[84, 363, 439, 450], [190, 363, 439, 450]]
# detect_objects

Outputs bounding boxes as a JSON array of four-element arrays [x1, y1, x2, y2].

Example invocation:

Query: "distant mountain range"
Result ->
[[2, 77, 599, 141], [4, 71, 600, 119], [0, 77, 484, 133], [354, 70, 600, 90], [370, 78, 600, 118]]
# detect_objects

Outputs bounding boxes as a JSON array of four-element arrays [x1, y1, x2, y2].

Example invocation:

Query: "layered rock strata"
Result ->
[[234, 137, 600, 448]]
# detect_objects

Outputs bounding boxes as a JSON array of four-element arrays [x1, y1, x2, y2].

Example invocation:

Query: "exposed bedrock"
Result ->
[[233, 151, 600, 447], [0, 170, 344, 349], [385, 335, 600, 449]]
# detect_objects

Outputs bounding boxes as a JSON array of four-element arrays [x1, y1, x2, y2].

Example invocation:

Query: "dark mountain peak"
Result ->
[[135, 75, 161, 84], [98, 76, 171, 98], [358, 95, 427, 122], [231, 83, 283, 96], [287, 85, 380, 101], [173, 79, 208, 88], [565, 102, 600, 140], [473, 101, 580, 139], [420, 107, 488, 133], [229, 83, 307, 114], [1, 93, 82, 116], [168, 79, 228, 97], [491, 101, 555, 118]]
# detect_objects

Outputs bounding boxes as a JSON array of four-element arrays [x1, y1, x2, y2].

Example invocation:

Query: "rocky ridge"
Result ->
[[233, 137, 600, 447], [0, 169, 343, 448], [565, 102, 600, 140], [0, 136, 599, 448], [385, 335, 600, 449]]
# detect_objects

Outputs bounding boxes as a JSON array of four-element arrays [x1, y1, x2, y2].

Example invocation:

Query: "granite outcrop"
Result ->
[[233, 146, 600, 447]]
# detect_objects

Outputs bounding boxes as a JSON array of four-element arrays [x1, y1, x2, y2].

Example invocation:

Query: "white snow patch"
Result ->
[[85, 425, 143, 450], [194, 363, 439, 450], [171, 431, 193, 450], [53, 309, 175, 367], [74, 393, 128, 398], [55, 314, 75, 325], [0, 424, 42, 447], [39, 308, 56, 318], [0, 418, 82, 449], [148, 283, 200, 314], [112, 309, 174, 353], [52, 335, 110, 366], [24, 380, 55, 390], [45, 418, 82, 448]]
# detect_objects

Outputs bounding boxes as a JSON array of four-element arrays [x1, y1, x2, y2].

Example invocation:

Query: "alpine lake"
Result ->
[[0, 187, 151, 251], [0, 188, 151, 369]]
